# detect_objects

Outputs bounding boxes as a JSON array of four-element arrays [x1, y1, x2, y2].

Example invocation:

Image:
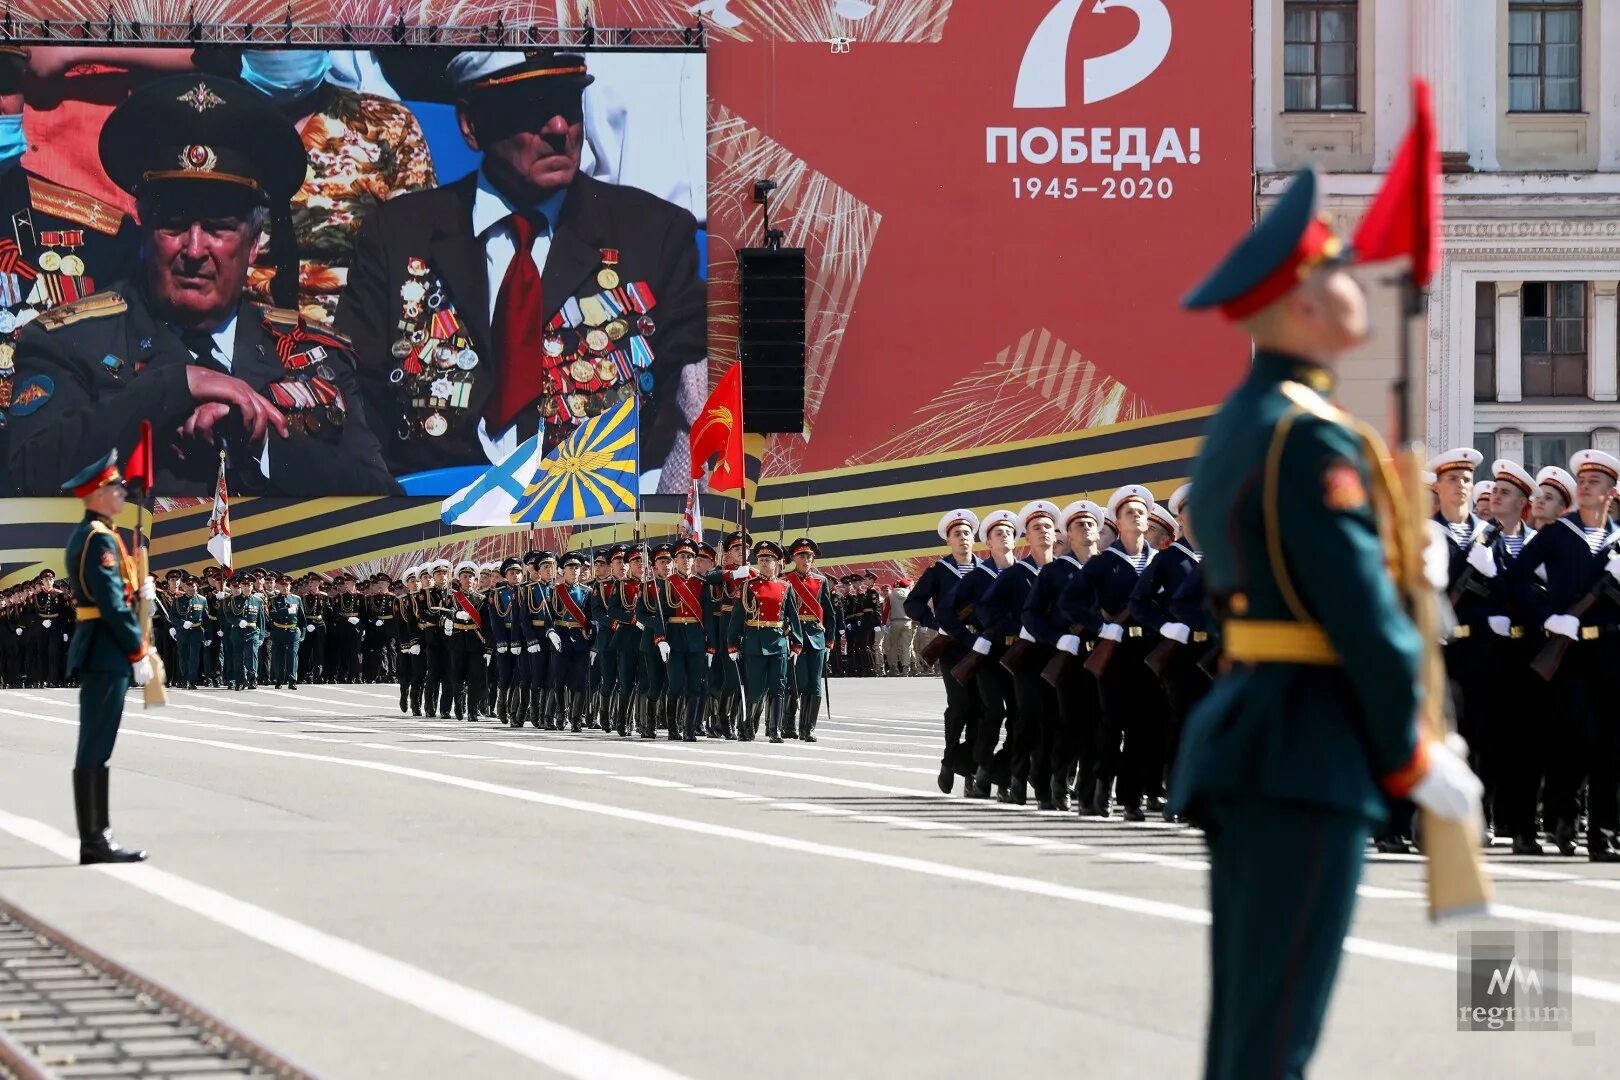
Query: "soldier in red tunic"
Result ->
[[724, 541, 805, 743]]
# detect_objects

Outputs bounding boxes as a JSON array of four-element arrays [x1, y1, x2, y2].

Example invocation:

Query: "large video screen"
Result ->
[[0, 44, 706, 499]]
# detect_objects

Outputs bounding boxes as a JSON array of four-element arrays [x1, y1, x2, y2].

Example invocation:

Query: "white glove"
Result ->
[[1056, 634, 1080, 655], [182, 620, 193, 630], [374, 619, 384, 627], [729, 566, 751, 580], [62, 633, 68, 642], [1607, 553, 1620, 584], [1488, 615, 1512, 638], [41, 618, 51, 628], [548, 631, 563, 651], [139, 576, 156, 602], [495, 643, 508, 654], [13, 627, 20, 636], [526, 643, 542, 654], [409, 644, 421, 655], [706, 652, 714, 667], [238, 619, 249, 629], [443, 622, 454, 636], [1544, 614, 1580, 641], [305, 624, 315, 633], [216, 630, 223, 638], [1161, 622, 1191, 645], [168, 627, 177, 639], [1408, 737, 1483, 823], [348, 615, 361, 625], [130, 654, 153, 686], [1465, 543, 1497, 579], [657, 640, 671, 662], [1422, 522, 1451, 591], [1099, 623, 1125, 643], [1017, 626, 1036, 643], [971, 636, 992, 656]]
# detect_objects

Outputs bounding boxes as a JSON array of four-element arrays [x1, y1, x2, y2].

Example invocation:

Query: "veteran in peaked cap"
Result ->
[[5, 73, 397, 498]]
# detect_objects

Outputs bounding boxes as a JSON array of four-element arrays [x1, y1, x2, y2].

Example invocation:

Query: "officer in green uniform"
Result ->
[[174, 576, 209, 690], [650, 538, 711, 742], [61, 448, 151, 864], [268, 574, 304, 689], [706, 530, 753, 739], [588, 546, 626, 732], [783, 537, 835, 742], [1172, 167, 1483, 1080], [635, 543, 676, 738], [223, 575, 265, 690], [724, 540, 804, 743]]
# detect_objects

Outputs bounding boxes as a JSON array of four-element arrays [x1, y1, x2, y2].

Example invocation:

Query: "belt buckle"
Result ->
[[1509, 626, 1523, 639], [1452, 625, 1471, 640], [1581, 625, 1601, 641], [1192, 631, 1209, 643], [1128, 626, 1143, 638]]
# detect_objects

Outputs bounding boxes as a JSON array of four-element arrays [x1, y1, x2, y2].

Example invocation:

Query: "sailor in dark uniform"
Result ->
[[335, 50, 705, 493], [903, 509, 984, 793], [6, 74, 396, 497]]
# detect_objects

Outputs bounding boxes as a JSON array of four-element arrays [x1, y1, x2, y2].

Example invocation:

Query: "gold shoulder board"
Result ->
[[35, 292, 128, 332]]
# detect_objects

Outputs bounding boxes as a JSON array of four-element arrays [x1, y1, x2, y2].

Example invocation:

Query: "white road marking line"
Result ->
[[613, 776, 690, 789], [550, 765, 613, 776], [683, 788, 766, 801], [765, 802, 855, 816], [849, 815, 965, 832], [0, 808, 693, 1080]]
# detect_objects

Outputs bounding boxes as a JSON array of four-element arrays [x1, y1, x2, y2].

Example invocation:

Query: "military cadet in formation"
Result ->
[[724, 540, 804, 743], [549, 551, 595, 732], [649, 539, 710, 741], [445, 560, 488, 720], [635, 544, 676, 738], [608, 545, 650, 736], [362, 575, 396, 682], [587, 547, 623, 731], [326, 574, 364, 683], [487, 556, 524, 725], [393, 568, 423, 714], [151, 574, 178, 685], [298, 576, 327, 685], [268, 575, 304, 689], [419, 560, 453, 716], [174, 576, 209, 690], [952, 511, 1017, 799], [905, 510, 987, 793], [705, 531, 755, 739], [25, 569, 67, 685], [223, 575, 266, 691], [782, 538, 835, 742], [514, 551, 552, 729]]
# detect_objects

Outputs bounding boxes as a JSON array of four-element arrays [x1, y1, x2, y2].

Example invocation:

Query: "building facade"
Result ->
[[1255, 0, 1620, 470]]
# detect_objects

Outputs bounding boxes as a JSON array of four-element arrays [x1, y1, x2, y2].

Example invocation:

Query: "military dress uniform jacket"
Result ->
[[975, 559, 1041, 645], [335, 171, 705, 479], [549, 583, 595, 653], [1021, 554, 1086, 644], [6, 283, 398, 496], [1169, 352, 1424, 824], [65, 512, 144, 675], [783, 570, 835, 652], [1128, 542, 1202, 633], [1059, 543, 1155, 635], [1435, 512, 1495, 627], [1499, 513, 1620, 629], [269, 594, 304, 638], [724, 579, 805, 656], [937, 561, 998, 642], [650, 573, 708, 654], [904, 556, 981, 633]]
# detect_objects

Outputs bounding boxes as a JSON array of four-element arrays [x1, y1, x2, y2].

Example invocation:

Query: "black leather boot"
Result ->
[[76, 769, 145, 865], [767, 694, 784, 744], [684, 694, 701, 741], [1049, 773, 1071, 812], [800, 692, 819, 742], [781, 690, 798, 740], [967, 767, 992, 799]]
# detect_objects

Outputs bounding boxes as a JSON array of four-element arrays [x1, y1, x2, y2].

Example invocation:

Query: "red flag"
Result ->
[[688, 362, 744, 491], [124, 419, 154, 496], [1353, 78, 1441, 288]]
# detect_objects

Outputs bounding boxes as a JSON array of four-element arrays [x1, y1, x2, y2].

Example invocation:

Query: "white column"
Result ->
[[1463, 0, 1500, 170], [1591, 281, 1619, 402], [1593, 429, 1620, 457], [1374, 0, 1412, 168], [1410, 0, 1470, 166], [1496, 428, 1525, 467], [1496, 282, 1523, 403], [1255, 0, 1276, 172], [1600, 0, 1620, 171]]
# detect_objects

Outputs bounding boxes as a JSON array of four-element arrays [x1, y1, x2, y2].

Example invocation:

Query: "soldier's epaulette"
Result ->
[[34, 292, 127, 332], [27, 175, 126, 237], [1278, 380, 1351, 427]]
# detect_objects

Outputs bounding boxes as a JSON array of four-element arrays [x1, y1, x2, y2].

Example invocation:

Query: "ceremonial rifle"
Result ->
[[1529, 533, 1620, 682], [918, 601, 974, 666], [1446, 521, 1501, 607], [999, 637, 1041, 676]]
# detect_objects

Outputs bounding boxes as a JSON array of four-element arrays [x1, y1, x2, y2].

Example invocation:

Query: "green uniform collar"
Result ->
[[1251, 350, 1336, 396]]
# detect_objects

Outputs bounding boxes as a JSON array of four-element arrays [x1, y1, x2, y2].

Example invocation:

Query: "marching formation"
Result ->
[[908, 455, 1620, 863]]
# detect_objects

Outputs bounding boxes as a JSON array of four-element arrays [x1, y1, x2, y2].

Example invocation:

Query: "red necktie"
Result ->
[[487, 211, 545, 432]]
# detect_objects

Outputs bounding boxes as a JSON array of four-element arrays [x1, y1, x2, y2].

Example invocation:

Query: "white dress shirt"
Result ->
[[182, 311, 270, 477]]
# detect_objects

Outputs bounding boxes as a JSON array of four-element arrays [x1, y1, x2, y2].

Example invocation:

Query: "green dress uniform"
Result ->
[[1171, 169, 1429, 1080], [61, 449, 147, 864], [268, 590, 305, 688], [705, 530, 754, 739], [649, 541, 711, 742], [724, 542, 805, 744], [175, 592, 209, 688], [223, 591, 267, 690], [607, 550, 648, 737], [783, 538, 835, 742]]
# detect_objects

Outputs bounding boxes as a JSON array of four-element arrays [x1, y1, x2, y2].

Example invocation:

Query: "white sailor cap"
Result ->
[[1425, 447, 1483, 477], [1107, 484, 1153, 520], [1571, 448, 1620, 482], [429, 558, 452, 572], [1017, 500, 1061, 533], [979, 509, 1020, 541], [1537, 465, 1576, 503], [1059, 500, 1104, 528], [1147, 503, 1179, 538], [480, 561, 499, 573], [1492, 461, 1535, 497], [937, 508, 980, 541], [454, 560, 478, 575], [1472, 480, 1495, 502], [401, 566, 419, 580], [1168, 483, 1193, 517]]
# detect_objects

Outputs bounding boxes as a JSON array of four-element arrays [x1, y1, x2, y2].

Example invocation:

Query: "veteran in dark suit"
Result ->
[[5, 74, 397, 497], [335, 49, 706, 493], [1171, 168, 1483, 1080]]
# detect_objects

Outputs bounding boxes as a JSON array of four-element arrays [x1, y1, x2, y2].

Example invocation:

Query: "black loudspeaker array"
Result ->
[[737, 247, 807, 433]]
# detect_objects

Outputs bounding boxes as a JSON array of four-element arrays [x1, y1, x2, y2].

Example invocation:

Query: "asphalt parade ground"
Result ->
[[0, 678, 1617, 1078]]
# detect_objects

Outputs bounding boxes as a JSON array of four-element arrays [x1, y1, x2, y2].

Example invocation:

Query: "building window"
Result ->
[[1523, 432, 1586, 474], [1283, 2, 1358, 112], [1521, 282, 1587, 398], [1509, 1, 1582, 112], [1474, 282, 1497, 401], [1474, 432, 1496, 465]]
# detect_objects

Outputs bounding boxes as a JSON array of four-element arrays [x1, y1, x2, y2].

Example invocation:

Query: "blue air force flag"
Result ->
[[440, 397, 641, 526]]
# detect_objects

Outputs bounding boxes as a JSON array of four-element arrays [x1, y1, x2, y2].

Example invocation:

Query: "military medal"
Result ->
[[434, 345, 456, 369], [454, 348, 478, 370], [540, 397, 559, 419], [585, 328, 610, 354], [636, 314, 656, 336], [401, 280, 426, 304], [594, 356, 618, 382], [407, 257, 428, 277], [567, 393, 589, 417], [422, 412, 448, 436], [404, 301, 422, 319], [0, 341, 14, 372], [605, 318, 628, 342], [388, 368, 405, 385], [430, 377, 454, 399], [37, 251, 61, 274], [568, 358, 595, 384], [597, 249, 620, 290], [543, 334, 564, 357], [391, 338, 412, 359], [60, 255, 84, 278], [0, 311, 15, 335]]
